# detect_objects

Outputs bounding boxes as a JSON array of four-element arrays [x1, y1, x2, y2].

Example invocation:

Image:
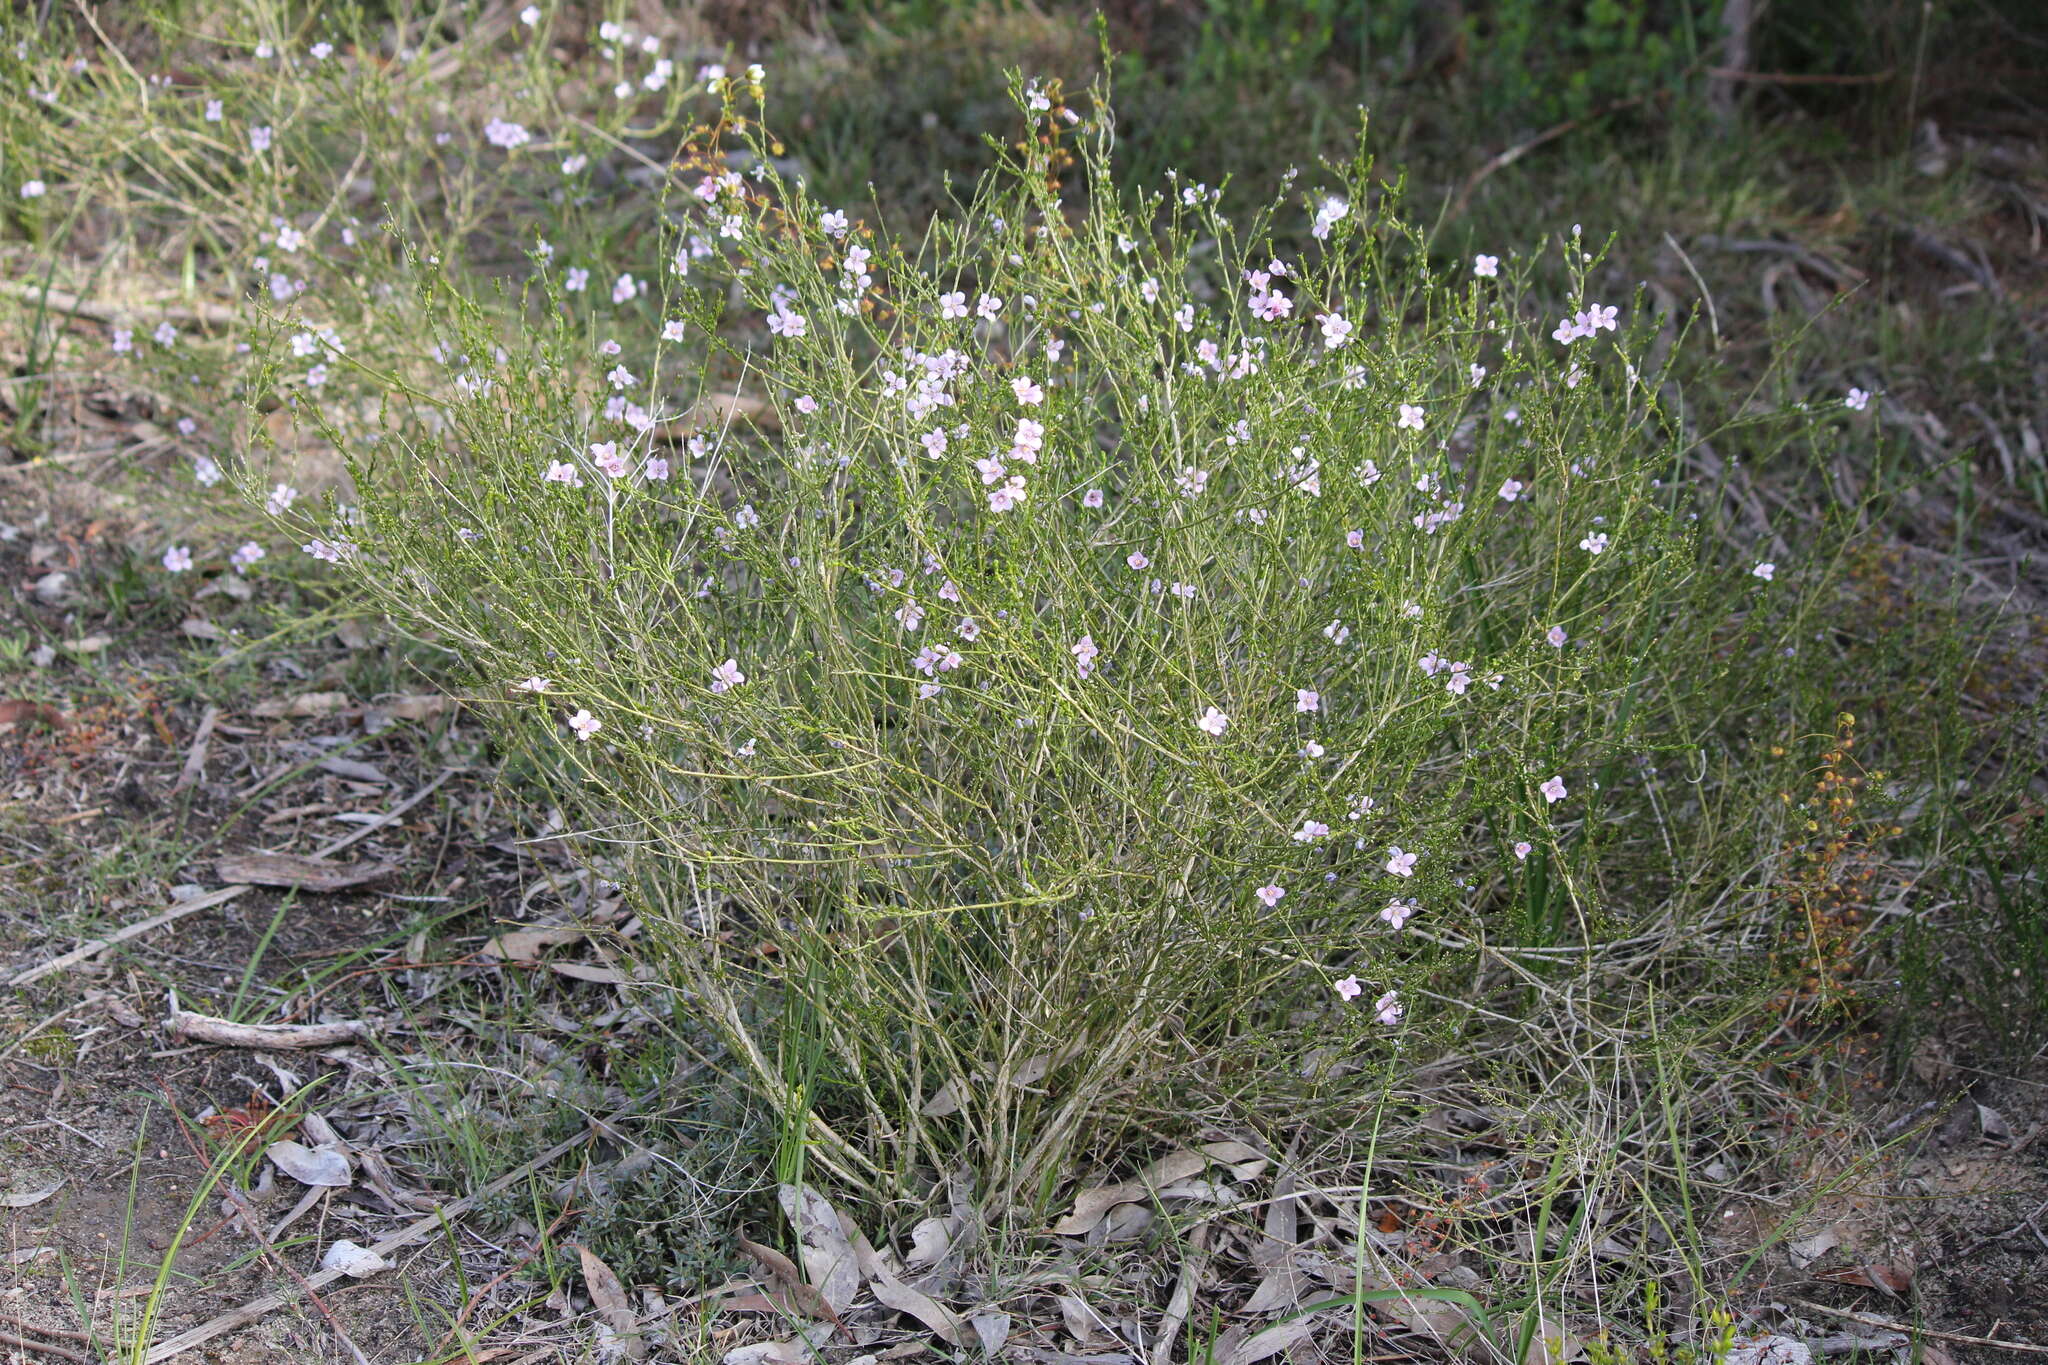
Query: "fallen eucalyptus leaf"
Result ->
[[320, 1240, 389, 1278], [0, 1180, 63, 1209], [266, 1140, 352, 1188], [578, 1244, 648, 1361]]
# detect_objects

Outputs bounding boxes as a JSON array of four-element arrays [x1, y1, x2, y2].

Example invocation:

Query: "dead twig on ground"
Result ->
[[140, 1089, 673, 1364], [1447, 92, 1662, 221], [0, 1329, 92, 1364], [8, 886, 251, 988], [163, 1010, 375, 1050], [0, 278, 239, 327], [1793, 1301, 2048, 1355]]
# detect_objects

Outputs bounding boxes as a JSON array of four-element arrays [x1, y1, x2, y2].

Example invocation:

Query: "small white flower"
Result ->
[[566, 708, 602, 741]]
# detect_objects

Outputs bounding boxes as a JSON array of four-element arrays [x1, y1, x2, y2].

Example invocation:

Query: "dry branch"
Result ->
[[164, 1011, 374, 1050], [9, 886, 250, 988], [140, 1094, 670, 1364]]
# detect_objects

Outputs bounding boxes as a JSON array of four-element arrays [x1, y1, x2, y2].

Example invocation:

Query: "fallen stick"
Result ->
[[164, 1011, 374, 1050], [0, 278, 240, 326], [9, 886, 250, 988], [10, 771, 456, 990], [310, 768, 456, 859], [141, 1098, 661, 1364], [1793, 1300, 2048, 1356]]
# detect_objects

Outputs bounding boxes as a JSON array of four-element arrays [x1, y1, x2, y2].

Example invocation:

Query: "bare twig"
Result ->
[[310, 768, 456, 859], [1705, 66, 1895, 85], [0, 1329, 92, 1364], [0, 278, 239, 327], [1793, 1301, 2048, 1355], [9, 886, 251, 988], [141, 1094, 668, 1363], [1447, 93, 1660, 220], [164, 1010, 374, 1050]]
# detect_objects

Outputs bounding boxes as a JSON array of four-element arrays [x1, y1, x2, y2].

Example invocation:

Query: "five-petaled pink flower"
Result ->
[[1540, 775, 1568, 804], [1197, 706, 1229, 737], [710, 658, 746, 694], [1385, 846, 1417, 877], [1381, 898, 1417, 930], [566, 709, 601, 741], [1254, 883, 1285, 908], [1333, 975, 1363, 1001]]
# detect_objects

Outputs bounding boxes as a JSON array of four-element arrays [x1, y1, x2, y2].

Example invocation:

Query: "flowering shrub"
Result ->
[[12, 12, 1869, 1203], [242, 72, 1856, 1198]]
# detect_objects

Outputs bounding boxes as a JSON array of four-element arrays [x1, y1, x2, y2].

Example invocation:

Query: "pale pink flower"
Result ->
[[1473, 254, 1499, 277], [1373, 990, 1403, 1026], [1126, 551, 1150, 571], [1546, 626, 1567, 648], [162, 545, 193, 572], [709, 658, 746, 694], [516, 676, 550, 692], [1333, 975, 1363, 1001], [1753, 562, 1775, 581], [1293, 820, 1329, 842], [1513, 841, 1533, 861], [566, 708, 601, 741], [1071, 634, 1100, 679], [1396, 403, 1425, 431], [1317, 312, 1353, 348], [1845, 387, 1870, 412], [1385, 846, 1417, 877], [1082, 489, 1105, 509], [544, 460, 583, 487], [1499, 479, 1524, 502], [1012, 376, 1044, 405], [1540, 775, 1568, 804], [1254, 883, 1285, 908], [1295, 688, 1320, 714], [1381, 898, 1417, 930], [1197, 706, 1229, 737]]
